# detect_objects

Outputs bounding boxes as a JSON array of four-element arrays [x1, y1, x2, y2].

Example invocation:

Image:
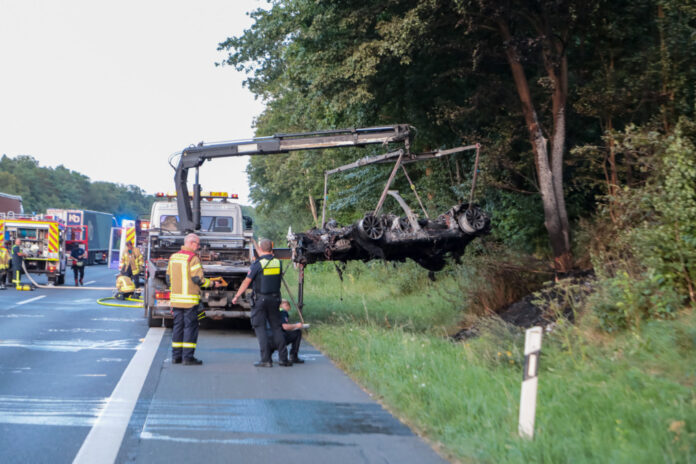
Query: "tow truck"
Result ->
[[144, 125, 489, 325], [0, 212, 67, 285]]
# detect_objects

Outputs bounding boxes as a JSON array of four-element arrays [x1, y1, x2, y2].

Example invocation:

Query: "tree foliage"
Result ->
[[0, 155, 154, 219], [219, 0, 695, 256]]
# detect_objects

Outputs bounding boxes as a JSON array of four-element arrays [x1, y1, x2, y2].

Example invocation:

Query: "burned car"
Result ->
[[288, 202, 490, 271]]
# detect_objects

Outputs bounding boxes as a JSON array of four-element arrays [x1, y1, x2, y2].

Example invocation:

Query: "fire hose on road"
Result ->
[[21, 262, 115, 290]]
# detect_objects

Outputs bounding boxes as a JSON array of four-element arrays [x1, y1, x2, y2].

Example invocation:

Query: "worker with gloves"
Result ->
[[232, 238, 289, 367], [70, 246, 87, 286], [166, 233, 220, 365], [115, 271, 136, 300], [0, 241, 10, 290], [120, 241, 143, 287]]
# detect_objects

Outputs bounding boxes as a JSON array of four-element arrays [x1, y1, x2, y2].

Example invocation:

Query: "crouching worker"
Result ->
[[267, 299, 305, 364], [115, 272, 136, 300]]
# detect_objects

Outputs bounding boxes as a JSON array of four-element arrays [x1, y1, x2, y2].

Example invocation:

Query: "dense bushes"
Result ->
[[586, 123, 696, 330]]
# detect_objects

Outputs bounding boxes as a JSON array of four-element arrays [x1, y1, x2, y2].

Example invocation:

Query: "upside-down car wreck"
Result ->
[[288, 202, 490, 272]]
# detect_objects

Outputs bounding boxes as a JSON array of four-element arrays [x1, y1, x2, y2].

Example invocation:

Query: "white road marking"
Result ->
[[16, 295, 46, 306], [83, 281, 96, 286], [73, 327, 164, 464]]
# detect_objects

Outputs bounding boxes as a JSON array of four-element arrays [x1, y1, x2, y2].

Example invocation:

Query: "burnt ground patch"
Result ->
[[453, 270, 595, 340]]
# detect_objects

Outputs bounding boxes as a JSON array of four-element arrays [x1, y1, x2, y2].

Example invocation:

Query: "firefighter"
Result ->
[[232, 238, 290, 367], [167, 233, 220, 365], [115, 271, 136, 300], [0, 241, 10, 290], [70, 246, 87, 286], [120, 241, 143, 287], [11, 238, 25, 290]]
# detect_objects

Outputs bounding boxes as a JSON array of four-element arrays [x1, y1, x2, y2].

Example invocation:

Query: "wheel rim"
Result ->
[[359, 214, 384, 240], [458, 208, 487, 233]]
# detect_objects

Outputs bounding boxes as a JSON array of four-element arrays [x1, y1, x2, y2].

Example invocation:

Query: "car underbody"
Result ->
[[288, 203, 490, 271]]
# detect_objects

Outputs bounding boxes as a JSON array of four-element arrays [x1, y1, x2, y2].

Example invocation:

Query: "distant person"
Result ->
[[267, 299, 306, 364], [115, 271, 136, 300], [0, 241, 10, 290], [120, 241, 143, 287], [11, 238, 25, 289], [232, 238, 289, 367], [70, 246, 87, 286], [167, 233, 220, 365]]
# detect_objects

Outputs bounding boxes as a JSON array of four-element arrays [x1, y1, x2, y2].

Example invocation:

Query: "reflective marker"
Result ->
[[519, 326, 542, 439]]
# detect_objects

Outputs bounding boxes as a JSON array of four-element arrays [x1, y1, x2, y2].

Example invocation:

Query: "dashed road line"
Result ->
[[16, 295, 46, 306], [82, 281, 96, 286]]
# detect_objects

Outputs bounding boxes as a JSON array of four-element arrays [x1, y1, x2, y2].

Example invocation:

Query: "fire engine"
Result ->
[[0, 212, 67, 285]]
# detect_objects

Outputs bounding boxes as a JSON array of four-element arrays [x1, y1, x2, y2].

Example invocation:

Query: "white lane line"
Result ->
[[16, 295, 46, 306], [73, 327, 164, 464], [83, 281, 96, 286]]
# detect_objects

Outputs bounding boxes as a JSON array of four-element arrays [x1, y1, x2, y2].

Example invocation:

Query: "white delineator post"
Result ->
[[518, 326, 543, 439]]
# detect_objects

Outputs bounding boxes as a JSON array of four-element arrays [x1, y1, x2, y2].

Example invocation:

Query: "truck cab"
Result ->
[[144, 192, 255, 327]]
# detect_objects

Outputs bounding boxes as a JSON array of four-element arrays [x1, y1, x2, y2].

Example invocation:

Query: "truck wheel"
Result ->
[[147, 306, 163, 328]]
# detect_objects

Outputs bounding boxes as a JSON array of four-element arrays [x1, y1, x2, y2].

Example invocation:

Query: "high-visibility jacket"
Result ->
[[116, 275, 135, 293], [166, 245, 212, 308], [0, 247, 9, 270], [120, 247, 143, 274]]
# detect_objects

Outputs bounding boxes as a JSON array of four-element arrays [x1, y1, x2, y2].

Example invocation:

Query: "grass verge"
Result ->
[[283, 263, 696, 463]]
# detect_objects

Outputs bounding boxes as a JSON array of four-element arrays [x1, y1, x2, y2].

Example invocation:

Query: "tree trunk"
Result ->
[[498, 20, 572, 271]]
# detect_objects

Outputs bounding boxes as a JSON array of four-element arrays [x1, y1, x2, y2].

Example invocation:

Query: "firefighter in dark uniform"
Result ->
[[11, 238, 25, 290], [70, 246, 86, 286], [166, 233, 219, 365], [232, 238, 290, 367]]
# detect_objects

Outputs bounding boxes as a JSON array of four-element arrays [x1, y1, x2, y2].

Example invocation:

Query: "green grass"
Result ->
[[283, 260, 464, 331], [282, 263, 696, 464]]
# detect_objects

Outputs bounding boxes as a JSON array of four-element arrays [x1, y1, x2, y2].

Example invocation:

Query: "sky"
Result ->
[[0, 0, 267, 205]]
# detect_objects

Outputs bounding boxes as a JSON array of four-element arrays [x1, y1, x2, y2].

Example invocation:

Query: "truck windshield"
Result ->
[[159, 215, 233, 232]]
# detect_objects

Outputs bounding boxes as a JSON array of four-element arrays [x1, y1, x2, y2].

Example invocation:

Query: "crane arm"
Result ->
[[175, 125, 412, 232]]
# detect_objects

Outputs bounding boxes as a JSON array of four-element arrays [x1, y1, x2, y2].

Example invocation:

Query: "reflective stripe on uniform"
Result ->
[[172, 342, 184, 348], [182, 342, 196, 348], [260, 258, 281, 275], [190, 263, 201, 272], [170, 294, 200, 304]]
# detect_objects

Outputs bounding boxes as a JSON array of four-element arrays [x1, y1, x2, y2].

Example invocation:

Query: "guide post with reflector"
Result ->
[[519, 326, 543, 439]]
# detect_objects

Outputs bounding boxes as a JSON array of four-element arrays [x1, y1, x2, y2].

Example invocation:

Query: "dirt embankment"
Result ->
[[453, 271, 595, 340]]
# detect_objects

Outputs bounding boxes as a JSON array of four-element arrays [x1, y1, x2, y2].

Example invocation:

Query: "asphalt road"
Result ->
[[0, 266, 447, 464]]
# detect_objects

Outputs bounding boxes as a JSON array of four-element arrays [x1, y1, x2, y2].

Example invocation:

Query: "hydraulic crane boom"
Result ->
[[174, 125, 412, 232]]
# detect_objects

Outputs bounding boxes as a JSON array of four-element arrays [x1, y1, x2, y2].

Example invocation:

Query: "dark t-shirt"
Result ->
[[266, 310, 290, 336], [71, 247, 86, 268], [11, 244, 23, 269]]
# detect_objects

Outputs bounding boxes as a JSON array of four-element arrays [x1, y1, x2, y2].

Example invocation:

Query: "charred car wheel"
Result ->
[[458, 207, 488, 234], [358, 214, 384, 240]]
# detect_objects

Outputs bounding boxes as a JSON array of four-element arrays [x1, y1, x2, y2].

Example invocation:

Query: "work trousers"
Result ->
[[11, 267, 23, 287], [123, 266, 140, 287], [72, 265, 84, 282], [268, 329, 302, 360], [251, 294, 286, 363], [0, 270, 7, 287], [172, 305, 200, 360]]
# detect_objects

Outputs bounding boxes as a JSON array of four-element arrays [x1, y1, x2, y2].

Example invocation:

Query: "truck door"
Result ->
[[107, 227, 123, 270]]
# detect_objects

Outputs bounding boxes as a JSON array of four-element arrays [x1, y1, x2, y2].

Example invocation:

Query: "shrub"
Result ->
[[588, 121, 696, 331]]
